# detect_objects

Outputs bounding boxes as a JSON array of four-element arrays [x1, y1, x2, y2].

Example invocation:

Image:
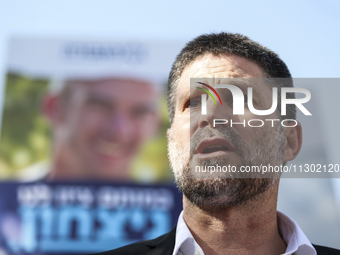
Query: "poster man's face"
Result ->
[[54, 79, 159, 180]]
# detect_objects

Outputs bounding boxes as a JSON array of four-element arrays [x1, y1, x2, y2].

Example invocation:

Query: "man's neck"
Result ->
[[182, 183, 286, 255]]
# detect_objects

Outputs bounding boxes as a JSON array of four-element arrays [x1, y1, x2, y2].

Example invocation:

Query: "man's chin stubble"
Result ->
[[167, 125, 284, 209], [175, 165, 278, 209]]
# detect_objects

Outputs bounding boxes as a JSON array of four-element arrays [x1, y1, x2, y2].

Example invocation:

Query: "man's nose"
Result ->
[[106, 113, 134, 140], [198, 97, 232, 128]]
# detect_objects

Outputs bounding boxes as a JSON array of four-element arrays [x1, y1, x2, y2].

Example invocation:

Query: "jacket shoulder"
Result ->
[[313, 244, 340, 255], [89, 226, 176, 255]]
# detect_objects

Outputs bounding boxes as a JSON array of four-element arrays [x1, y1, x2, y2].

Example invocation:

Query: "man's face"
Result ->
[[55, 79, 158, 180], [168, 54, 286, 207]]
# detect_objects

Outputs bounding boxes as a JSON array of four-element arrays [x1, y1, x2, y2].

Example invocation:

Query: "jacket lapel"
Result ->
[[143, 225, 177, 255]]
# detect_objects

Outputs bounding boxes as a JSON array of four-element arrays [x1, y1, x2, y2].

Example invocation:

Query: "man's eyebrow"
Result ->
[[85, 92, 115, 105], [178, 79, 265, 106], [215, 78, 253, 88], [215, 78, 269, 97], [133, 102, 157, 111], [177, 89, 189, 108], [87, 92, 109, 100]]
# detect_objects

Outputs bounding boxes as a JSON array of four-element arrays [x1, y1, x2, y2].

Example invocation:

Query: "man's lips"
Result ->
[[195, 137, 235, 155], [94, 140, 129, 158]]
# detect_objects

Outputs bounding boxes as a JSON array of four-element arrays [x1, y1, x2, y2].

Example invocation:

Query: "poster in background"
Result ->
[[0, 181, 182, 254], [0, 37, 186, 181], [0, 37, 185, 254]]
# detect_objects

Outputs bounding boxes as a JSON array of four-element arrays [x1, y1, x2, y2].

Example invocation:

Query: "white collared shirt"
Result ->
[[172, 211, 316, 255]]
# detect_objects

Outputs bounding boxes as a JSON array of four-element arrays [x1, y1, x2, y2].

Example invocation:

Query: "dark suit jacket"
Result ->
[[91, 226, 340, 255]]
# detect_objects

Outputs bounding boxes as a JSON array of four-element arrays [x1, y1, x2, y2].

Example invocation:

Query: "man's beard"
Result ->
[[168, 124, 285, 208]]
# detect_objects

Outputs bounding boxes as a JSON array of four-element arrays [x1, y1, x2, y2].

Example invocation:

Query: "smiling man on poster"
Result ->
[[93, 33, 340, 255], [43, 77, 160, 180], [17, 77, 160, 181]]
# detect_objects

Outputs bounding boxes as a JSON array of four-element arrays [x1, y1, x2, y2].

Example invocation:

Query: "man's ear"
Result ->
[[42, 94, 63, 126], [283, 121, 302, 162]]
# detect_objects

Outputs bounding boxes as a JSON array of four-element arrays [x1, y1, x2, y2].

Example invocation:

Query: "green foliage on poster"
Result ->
[[0, 73, 50, 177]]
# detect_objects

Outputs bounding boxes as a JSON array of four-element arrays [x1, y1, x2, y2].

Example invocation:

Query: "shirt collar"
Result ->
[[277, 211, 316, 255], [172, 211, 196, 255], [173, 210, 316, 255]]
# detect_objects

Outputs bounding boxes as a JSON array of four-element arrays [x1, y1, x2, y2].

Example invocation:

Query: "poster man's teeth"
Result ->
[[97, 142, 121, 156]]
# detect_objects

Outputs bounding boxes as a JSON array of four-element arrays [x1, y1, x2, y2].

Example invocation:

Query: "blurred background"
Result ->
[[0, 0, 339, 252]]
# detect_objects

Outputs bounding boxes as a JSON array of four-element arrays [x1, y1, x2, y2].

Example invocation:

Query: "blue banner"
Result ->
[[0, 181, 182, 254]]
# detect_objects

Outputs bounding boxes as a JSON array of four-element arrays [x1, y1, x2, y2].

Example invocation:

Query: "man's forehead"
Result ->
[[68, 78, 156, 95], [71, 78, 152, 88], [176, 53, 264, 96]]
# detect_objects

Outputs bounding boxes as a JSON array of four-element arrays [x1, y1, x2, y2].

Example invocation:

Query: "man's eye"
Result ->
[[132, 107, 154, 118], [184, 99, 200, 109], [189, 100, 200, 108], [87, 99, 112, 111]]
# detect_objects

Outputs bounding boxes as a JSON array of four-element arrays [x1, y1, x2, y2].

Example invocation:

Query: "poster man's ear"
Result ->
[[42, 94, 63, 125], [283, 121, 302, 162]]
